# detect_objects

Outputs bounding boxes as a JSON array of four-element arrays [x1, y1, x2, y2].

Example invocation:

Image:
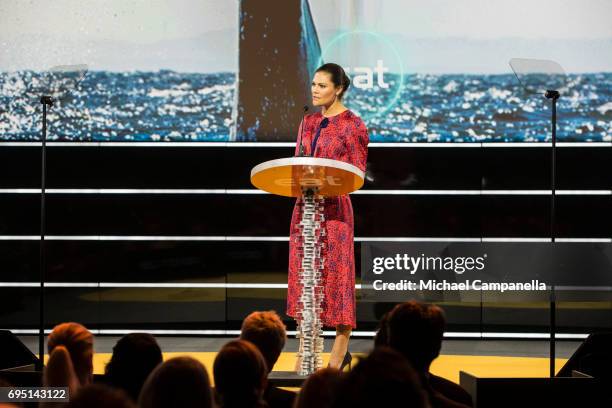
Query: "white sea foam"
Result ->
[[442, 80, 458, 93], [596, 102, 612, 115], [148, 88, 190, 98], [463, 91, 485, 101], [197, 84, 234, 95], [521, 105, 535, 113], [413, 122, 427, 133], [488, 87, 511, 99]]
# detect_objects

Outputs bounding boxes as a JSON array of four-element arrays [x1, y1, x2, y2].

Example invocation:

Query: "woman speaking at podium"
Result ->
[[287, 63, 369, 370]]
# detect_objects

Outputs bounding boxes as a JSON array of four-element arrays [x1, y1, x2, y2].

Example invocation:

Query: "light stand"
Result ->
[[509, 58, 566, 378], [37, 95, 54, 371], [545, 89, 560, 378], [27, 65, 88, 371]]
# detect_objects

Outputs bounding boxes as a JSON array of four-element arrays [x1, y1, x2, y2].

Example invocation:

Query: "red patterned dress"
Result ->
[[287, 109, 369, 329]]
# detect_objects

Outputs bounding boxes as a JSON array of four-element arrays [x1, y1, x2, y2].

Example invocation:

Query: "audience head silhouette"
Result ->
[[386, 301, 446, 372], [104, 332, 163, 402], [332, 346, 429, 408], [213, 339, 268, 408], [139, 356, 213, 408], [46, 322, 94, 391], [240, 310, 287, 373], [67, 383, 135, 408], [294, 367, 342, 408]]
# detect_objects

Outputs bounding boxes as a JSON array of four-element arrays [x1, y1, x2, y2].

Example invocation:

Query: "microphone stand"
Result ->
[[37, 95, 54, 371], [508, 59, 566, 379], [545, 89, 560, 378], [31, 65, 88, 372], [297, 106, 309, 156]]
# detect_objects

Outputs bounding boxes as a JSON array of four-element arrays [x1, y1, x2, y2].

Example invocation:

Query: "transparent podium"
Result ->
[[251, 157, 365, 375]]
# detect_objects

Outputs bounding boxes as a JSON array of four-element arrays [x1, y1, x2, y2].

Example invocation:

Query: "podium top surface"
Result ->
[[250, 157, 365, 197]]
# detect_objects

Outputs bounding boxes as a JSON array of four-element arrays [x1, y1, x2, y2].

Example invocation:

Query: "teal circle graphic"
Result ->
[[317, 30, 405, 122]]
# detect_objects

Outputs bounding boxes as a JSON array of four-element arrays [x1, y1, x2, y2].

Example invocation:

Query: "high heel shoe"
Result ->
[[339, 351, 352, 371]]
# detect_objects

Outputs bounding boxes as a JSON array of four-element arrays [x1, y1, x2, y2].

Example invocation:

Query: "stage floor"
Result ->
[[20, 336, 580, 384]]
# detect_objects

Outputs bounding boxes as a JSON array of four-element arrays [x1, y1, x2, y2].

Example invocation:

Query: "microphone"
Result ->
[[297, 105, 309, 156]]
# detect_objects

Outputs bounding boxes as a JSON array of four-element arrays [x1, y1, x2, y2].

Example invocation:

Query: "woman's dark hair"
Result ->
[[315, 63, 351, 99]]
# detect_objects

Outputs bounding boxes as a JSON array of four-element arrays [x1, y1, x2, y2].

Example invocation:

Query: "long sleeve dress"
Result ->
[[286, 109, 369, 329]]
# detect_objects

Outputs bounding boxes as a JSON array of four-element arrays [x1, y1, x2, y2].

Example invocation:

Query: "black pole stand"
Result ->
[[37, 95, 54, 371], [545, 89, 560, 378]]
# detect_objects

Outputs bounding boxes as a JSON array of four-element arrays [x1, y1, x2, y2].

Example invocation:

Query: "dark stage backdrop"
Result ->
[[0, 0, 610, 335], [0, 143, 610, 334]]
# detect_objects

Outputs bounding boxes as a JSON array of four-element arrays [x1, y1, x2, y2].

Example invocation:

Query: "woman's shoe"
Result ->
[[339, 351, 352, 371]]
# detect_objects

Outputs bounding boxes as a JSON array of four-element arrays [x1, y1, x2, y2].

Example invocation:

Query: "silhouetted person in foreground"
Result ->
[[214, 339, 269, 408], [293, 367, 342, 408], [104, 333, 163, 402], [383, 301, 473, 408], [44, 322, 94, 397], [241, 310, 296, 408], [331, 347, 429, 408], [139, 356, 213, 408], [67, 384, 135, 408]]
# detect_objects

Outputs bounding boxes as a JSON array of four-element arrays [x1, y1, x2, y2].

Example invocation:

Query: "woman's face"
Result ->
[[311, 71, 341, 107]]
